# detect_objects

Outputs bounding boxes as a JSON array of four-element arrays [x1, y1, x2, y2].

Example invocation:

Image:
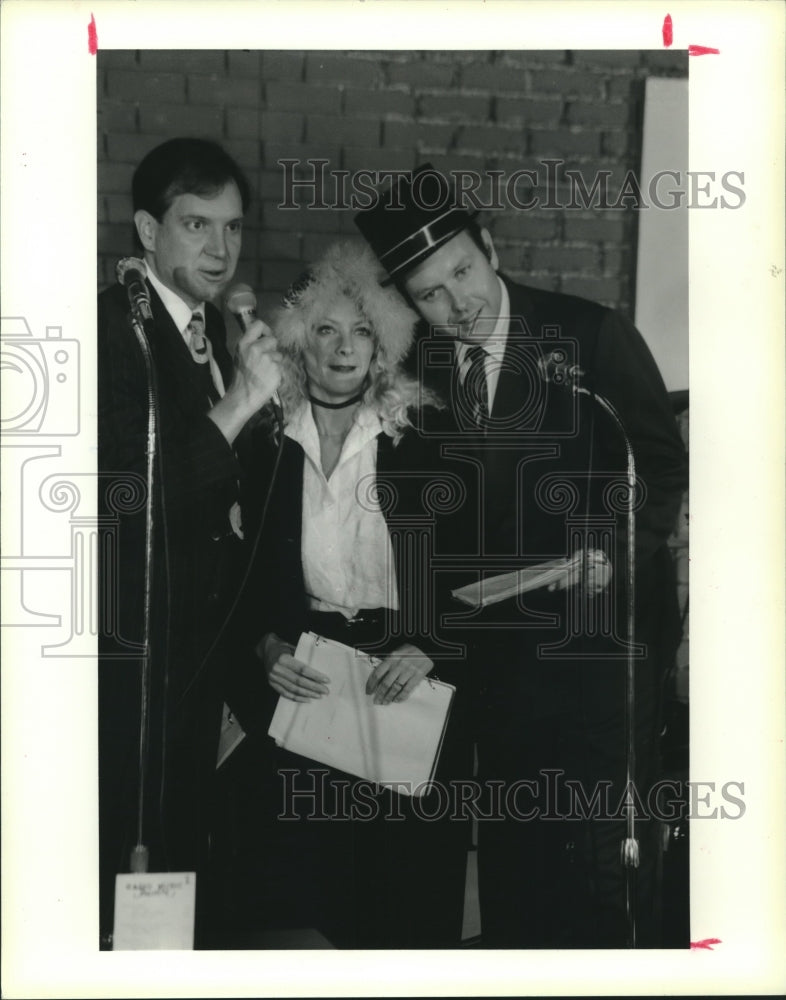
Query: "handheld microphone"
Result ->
[[225, 283, 258, 331], [225, 283, 282, 412], [537, 349, 585, 389], [116, 257, 154, 329]]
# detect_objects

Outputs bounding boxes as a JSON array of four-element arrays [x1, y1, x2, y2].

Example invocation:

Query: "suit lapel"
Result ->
[[477, 279, 555, 547], [490, 278, 538, 425]]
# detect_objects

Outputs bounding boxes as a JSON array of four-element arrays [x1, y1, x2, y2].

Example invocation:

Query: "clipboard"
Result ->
[[268, 631, 455, 797], [451, 550, 608, 608]]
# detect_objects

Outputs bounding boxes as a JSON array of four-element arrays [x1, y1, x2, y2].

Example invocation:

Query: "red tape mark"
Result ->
[[690, 938, 722, 950], [689, 45, 720, 56], [663, 14, 673, 47], [88, 13, 98, 55]]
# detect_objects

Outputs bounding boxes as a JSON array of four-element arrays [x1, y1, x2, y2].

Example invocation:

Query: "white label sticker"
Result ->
[[112, 872, 196, 950]]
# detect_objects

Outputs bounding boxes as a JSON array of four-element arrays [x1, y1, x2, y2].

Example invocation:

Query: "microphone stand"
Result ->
[[126, 305, 158, 876], [570, 375, 639, 948]]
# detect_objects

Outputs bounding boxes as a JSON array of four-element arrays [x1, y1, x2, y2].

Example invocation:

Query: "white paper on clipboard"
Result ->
[[268, 631, 454, 796], [450, 550, 609, 608]]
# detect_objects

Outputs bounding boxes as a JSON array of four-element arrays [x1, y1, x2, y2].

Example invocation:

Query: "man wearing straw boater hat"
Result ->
[[355, 165, 688, 948]]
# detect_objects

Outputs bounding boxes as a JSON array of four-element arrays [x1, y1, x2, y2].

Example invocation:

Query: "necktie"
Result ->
[[185, 311, 209, 364], [184, 312, 225, 403], [461, 344, 489, 428]]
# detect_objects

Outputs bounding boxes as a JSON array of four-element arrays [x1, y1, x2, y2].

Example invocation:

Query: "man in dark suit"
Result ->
[[97, 138, 281, 947], [355, 165, 688, 947]]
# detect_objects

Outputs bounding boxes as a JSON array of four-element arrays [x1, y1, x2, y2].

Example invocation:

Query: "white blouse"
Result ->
[[285, 403, 400, 618]]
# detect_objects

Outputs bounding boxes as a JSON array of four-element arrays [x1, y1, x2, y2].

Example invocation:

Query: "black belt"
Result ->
[[307, 607, 400, 651]]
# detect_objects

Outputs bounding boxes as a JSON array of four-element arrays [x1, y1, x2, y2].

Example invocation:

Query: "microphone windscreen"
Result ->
[[225, 284, 257, 314], [116, 256, 147, 285]]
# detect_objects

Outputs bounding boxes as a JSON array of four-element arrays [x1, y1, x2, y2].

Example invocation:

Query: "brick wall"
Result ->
[[98, 49, 687, 316]]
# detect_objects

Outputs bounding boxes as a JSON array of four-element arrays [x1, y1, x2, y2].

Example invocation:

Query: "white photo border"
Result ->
[[1, 1, 784, 997]]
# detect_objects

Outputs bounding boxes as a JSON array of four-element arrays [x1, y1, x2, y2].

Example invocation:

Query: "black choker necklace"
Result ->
[[308, 392, 363, 410]]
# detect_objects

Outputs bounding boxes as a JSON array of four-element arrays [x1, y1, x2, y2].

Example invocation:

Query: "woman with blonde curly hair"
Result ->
[[228, 240, 470, 950], [272, 240, 425, 446]]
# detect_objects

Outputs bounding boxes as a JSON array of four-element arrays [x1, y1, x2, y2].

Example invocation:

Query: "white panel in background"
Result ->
[[635, 76, 689, 392]]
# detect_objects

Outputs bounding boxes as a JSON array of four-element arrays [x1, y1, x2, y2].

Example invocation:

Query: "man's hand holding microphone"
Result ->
[[207, 284, 283, 446]]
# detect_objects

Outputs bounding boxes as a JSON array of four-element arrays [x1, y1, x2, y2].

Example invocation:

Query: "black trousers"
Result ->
[[474, 633, 665, 948]]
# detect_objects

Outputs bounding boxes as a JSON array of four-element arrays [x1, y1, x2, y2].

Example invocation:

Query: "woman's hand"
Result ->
[[256, 632, 330, 702], [365, 643, 434, 705]]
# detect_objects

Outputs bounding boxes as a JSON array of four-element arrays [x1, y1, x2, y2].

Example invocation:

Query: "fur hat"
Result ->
[[272, 240, 417, 369]]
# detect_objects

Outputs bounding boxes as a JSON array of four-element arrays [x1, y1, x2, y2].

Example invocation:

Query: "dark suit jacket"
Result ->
[[97, 281, 247, 936], [415, 277, 686, 555], [409, 276, 688, 733]]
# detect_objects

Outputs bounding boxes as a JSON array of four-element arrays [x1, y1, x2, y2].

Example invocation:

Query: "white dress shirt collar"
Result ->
[[145, 263, 205, 338], [285, 400, 383, 478]]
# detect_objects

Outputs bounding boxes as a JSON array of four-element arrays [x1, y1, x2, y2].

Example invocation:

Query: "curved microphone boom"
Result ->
[[116, 257, 154, 331], [225, 283, 282, 413]]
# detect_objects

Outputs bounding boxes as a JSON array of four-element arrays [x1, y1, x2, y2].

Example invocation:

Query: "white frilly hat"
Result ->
[[272, 240, 418, 368]]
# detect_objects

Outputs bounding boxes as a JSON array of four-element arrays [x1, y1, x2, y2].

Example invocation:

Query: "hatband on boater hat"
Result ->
[[354, 163, 478, 284]]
